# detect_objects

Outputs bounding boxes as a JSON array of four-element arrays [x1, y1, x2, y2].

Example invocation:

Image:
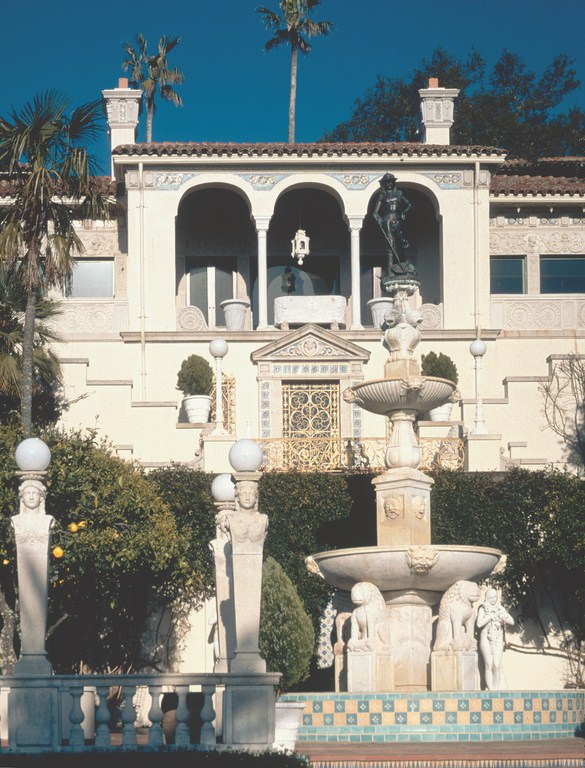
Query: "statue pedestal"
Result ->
[[431, 649, 477, 691], [373, 468, 433, 546], [347, 648, 394, 693]]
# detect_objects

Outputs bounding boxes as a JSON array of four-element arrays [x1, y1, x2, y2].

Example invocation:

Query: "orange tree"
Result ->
[[0, 425, 212, 674]]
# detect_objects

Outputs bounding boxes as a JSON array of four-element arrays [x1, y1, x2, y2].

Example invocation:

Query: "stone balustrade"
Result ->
[[3, 671, 279, 752]]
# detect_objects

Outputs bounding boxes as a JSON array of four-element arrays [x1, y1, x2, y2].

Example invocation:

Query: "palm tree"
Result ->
[[0, 268, 63, 425], [122, 34, 184, 143], [257, 0, 334, 143], [0, 91, 113, 435]]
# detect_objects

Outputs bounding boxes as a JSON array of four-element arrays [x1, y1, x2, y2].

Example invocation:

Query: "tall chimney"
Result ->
[[418, 78, 459, 145], [102, 79, 142, 176]]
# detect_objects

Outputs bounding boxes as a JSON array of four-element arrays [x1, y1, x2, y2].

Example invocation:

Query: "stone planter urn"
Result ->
[[183, 394, 212, 424], [273, 701, 305, 751], [367, 297, 394, 329], [221, 299, 250, 331], [427, 402, 454, 422]]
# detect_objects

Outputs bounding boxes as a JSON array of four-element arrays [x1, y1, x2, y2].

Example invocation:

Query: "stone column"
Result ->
[[348, 217, 364, 329], [254, 219, 270, 329]]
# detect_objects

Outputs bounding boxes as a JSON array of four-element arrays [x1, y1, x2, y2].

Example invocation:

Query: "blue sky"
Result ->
[[2, 0, 585, 173]]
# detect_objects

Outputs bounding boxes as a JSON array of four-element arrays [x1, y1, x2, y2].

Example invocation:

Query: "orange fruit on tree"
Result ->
[[52, 546, 64, 559]]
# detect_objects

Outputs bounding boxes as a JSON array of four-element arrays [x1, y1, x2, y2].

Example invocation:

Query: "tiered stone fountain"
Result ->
[[307, 279, 502, 693]]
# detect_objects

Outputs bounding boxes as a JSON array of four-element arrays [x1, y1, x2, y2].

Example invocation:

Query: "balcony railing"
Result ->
[[259, 437, 464, 473]]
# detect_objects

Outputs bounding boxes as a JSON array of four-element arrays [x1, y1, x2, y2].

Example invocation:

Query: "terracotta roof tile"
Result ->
[[111, 141, 506, 158], [490, 174, 585, 196]]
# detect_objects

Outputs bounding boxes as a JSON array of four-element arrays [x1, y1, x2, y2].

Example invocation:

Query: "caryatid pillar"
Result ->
[[226, 439, 267, 674], [12, 439, 54, 675]]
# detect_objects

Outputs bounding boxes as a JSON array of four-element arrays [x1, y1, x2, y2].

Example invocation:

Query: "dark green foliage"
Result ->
[[260, 556, 314, 692], [431, 468, 585, 643], [147, 464, 216, 603], [322, 47, 585, 160], [260, 471, 352, 633], [0, 750, 310, 768], [421, 352, 459, 384], [176, 355, 213, 396], [0, 426, 207, 674]]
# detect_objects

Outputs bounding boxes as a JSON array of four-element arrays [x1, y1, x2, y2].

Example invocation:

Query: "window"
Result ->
[[540, 256, 585, 294], [67, 260, 114, 298], [490, 257, 526, 294], [188, 255, 236, 327]]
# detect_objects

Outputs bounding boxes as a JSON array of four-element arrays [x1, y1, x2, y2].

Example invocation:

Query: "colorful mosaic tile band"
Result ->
[[281, 691, 585, 742]]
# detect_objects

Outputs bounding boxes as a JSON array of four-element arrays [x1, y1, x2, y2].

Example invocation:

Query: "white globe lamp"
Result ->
[[229, 439, 263, 472], [15, 438, 51, 472]]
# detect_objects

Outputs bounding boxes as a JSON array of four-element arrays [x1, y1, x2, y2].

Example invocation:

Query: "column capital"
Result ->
[[346, 215, 364, 231], [253, 217, 271, 233]]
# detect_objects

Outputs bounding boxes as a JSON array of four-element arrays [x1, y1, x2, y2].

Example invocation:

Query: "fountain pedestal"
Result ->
[[431, 650, 478, 691], [373, 468, 432, 546]]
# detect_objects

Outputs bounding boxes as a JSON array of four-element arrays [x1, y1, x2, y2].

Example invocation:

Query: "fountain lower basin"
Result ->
[[310, 545, 502, 599]]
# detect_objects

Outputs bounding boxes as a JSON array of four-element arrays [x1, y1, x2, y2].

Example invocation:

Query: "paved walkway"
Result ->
[[297, 737, 585, 767]]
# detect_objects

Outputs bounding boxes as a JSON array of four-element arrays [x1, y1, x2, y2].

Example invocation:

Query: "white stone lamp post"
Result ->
[[470, 338, 488, 435], [210, 473, 236, 674], [12, 438, 54, 675], [227, 439, 267, 673], [209, 338, 229, 435]]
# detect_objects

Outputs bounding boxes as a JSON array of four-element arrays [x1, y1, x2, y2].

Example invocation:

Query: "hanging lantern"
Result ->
[[291, 229, 310, 266]]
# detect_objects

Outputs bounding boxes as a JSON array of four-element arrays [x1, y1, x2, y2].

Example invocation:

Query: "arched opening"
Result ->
[[252, 188, 348, 327], [361, 187, 441, 324], [176, 188, 255, 328]]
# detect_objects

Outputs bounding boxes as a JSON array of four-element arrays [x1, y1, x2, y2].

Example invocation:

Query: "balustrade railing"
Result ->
[[260, 437, 464, 472], [1, 671, 260, 752]]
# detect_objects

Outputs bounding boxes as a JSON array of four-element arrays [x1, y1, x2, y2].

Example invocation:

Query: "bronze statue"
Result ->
[[373, 173, 415, 277]]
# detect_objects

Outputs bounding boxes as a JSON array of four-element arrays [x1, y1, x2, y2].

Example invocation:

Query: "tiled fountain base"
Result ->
[[281, 691, 585, 742]]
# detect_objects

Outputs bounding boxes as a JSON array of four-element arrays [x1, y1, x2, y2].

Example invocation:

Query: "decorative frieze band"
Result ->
[[491, 297, 585, 330], [490, 230, 585, 255]]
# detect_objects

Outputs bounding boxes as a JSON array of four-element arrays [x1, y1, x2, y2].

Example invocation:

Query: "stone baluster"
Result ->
[[200, 684, 216, 746], [147, 684, 164, 746], [68, 686, 85, 748], [95, 685, 112, 747], [120, 684, 137, 746], [174, 686, 191, 746]]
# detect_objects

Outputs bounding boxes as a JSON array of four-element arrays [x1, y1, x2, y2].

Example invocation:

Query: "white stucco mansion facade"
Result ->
[[44, 80, 585, 481]]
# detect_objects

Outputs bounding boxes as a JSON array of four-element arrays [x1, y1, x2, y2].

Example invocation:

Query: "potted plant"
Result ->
[[177, 354, 213, 423], [421, 351, 459, 421]]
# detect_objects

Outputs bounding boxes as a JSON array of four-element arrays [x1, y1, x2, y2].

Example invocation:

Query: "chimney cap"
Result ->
[[118, 77, 129, 89], [428, 77, 439, 88]]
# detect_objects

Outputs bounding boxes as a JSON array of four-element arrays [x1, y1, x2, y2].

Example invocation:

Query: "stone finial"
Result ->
[[418, 78, 460, 146]]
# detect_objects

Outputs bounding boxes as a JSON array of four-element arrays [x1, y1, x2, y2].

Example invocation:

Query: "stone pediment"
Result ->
[[251, 324, 370, 364]]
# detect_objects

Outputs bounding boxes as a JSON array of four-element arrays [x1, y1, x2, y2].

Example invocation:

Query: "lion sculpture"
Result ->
[[347, 582, 390, 652], [434, 580, 481, 652]]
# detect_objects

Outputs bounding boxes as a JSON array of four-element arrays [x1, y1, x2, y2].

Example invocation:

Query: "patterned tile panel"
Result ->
[[282, 691, 585, 742]]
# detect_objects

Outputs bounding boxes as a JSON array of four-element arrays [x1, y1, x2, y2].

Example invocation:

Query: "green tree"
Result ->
[[322, 48, 585, 159], [0, 268, 63, 426], [122, 33, 184, 143], [0, 92, 113, 436], [0, 426, 206, 674], [260, 557, 314, 692], [257, 1, 334, 143]]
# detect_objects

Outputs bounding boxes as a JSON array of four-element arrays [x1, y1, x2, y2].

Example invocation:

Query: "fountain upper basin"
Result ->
[[310, 545, 501, 595], [349, 377, 457, 416]]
